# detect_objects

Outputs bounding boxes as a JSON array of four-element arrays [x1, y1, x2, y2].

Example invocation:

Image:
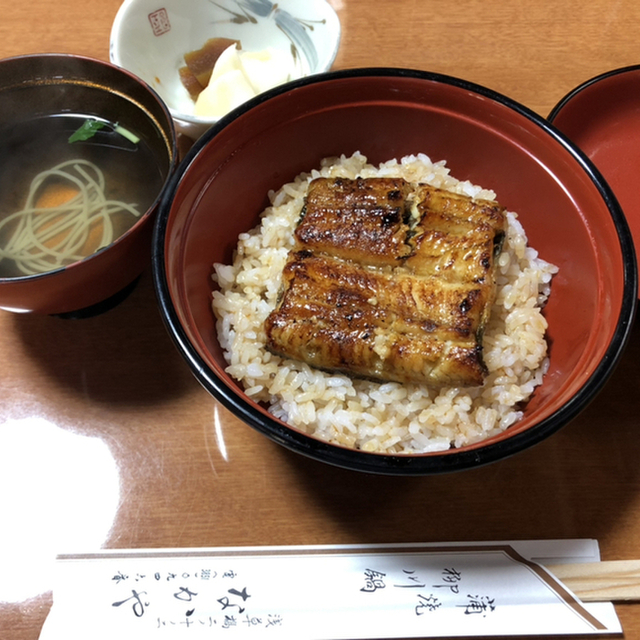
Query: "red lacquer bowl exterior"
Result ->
[[153, 68, 637, 474], [0, 54, 177, 315]]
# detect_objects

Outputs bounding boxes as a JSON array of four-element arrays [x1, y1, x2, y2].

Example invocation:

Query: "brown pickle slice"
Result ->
[[179, 37, 240, 99]]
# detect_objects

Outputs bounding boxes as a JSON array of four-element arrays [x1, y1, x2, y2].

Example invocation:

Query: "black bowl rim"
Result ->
[[548, 63, 640, 123], [152, 67, 638, 476]]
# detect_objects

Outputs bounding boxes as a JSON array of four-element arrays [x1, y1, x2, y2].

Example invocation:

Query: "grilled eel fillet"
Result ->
[[264, 176, 507, 387]]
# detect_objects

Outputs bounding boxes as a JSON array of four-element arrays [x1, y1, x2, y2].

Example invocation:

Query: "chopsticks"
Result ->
[[546, 560, 640, 602]]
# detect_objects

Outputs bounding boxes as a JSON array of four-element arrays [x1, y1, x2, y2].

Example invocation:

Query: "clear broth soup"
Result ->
[[0, 113, 165, 278]]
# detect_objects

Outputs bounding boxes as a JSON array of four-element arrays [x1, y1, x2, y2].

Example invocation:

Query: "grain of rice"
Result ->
[[211, 152, 558, 453]]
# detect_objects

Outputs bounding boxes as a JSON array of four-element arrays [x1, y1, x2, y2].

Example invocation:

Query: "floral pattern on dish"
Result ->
[[208, 0, 328, 72]]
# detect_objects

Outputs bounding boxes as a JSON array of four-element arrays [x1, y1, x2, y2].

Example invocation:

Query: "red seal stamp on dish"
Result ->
[[148, 9, 171, 36]]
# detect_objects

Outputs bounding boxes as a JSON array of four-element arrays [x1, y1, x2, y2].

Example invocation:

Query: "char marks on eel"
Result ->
[[265, 177, 507, 387]]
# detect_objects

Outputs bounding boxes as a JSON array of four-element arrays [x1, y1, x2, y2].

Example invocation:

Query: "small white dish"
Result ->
[[110, 0, 341, 139]]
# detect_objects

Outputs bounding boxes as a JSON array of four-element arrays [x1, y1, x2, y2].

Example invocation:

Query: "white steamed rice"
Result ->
[[211, 152, 558, 454]]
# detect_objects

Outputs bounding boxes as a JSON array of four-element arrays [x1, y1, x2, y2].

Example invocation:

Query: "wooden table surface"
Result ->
[[3, 1, 640, 638]]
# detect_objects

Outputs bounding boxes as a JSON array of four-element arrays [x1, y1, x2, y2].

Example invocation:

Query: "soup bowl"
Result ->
[[0, 53, 177, 316], [152, 68, 637, 475]]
